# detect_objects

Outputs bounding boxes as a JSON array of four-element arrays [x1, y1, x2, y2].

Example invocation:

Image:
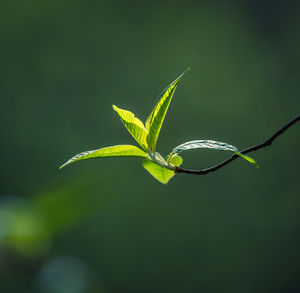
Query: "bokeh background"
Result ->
[[1, 0, 300, 292]]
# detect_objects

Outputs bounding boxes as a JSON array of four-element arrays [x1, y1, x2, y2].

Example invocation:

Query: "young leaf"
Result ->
[[142, 154, 183, 184], [60, 145, 146, 169], [172, 140, 239, 153], [172, 139, 258, 167], [145, 68, 190, 150], [146, 151, 174, 170], [113, 105, 149, 150], [235, 152, 258, 167], [166, 153, 183, 166]]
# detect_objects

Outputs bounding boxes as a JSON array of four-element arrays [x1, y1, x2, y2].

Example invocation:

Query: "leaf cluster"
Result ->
[[60, 69, 257, 184]]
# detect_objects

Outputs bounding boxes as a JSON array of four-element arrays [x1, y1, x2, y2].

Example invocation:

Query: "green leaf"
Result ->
[[146, 151, 173, 170], [172, 139, 258, 167], [60, 145, 146, 169], [235, 152, 259, 167], [166, 153, 183, 166], [113, 105, 149, 150], [172, 140, 239, 153], [142, 154, 183, 184], [145, 68, 190, 150]]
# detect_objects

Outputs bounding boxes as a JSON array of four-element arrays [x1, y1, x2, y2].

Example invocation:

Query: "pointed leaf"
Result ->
[[172, 140, 258, 167], [235, 152, 259, 167], [145, 68, 190, 150], [60, 145, 146, 169], [142, 154, 183, 184], [172, 140, 239, 153], [113, 105, 149, 150]]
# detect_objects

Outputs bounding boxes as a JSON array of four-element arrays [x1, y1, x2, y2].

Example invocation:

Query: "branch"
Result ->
[[175, 114, 300, 175]]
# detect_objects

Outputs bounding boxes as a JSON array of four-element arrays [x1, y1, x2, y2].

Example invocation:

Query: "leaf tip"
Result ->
[[59, 159, 72, 169], [59, 157, 76, 170], [58, 163, 66, 170], [235, 152, 259, 168], [178, 67, 191, 79], [248, 157, 259, 168]]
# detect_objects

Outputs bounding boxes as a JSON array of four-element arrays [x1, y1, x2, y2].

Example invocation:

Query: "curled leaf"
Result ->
[[172, 139, 258, 167]]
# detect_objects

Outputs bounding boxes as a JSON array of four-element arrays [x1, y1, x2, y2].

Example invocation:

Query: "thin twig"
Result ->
[[175, 114, 300, 175]]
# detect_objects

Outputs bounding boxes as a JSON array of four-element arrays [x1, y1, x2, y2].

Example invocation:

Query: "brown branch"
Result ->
[[175, 114, 300, 175]]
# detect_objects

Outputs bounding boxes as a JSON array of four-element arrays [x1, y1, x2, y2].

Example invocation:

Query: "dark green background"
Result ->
[[1, 1, 299, 292]]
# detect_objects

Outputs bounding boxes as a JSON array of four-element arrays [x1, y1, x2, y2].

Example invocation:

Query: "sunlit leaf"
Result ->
[[235, 152, 258, 167], [142, 154, 183, 184], [146, 152, 173, 170], [172, 140, 239, 153], [60, 69, 261, 184], [113, 105, 149, 150], [145, 68, 190, 150], [60, 145, 146, 169], [172, 139, 258, 167], [166, 153, 183, 166]]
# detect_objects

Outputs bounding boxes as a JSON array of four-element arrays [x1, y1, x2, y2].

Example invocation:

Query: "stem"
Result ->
[[175, 114, 300, 175]]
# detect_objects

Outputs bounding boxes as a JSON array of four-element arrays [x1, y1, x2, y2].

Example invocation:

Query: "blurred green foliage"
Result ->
[[0, 0, 300, 292]]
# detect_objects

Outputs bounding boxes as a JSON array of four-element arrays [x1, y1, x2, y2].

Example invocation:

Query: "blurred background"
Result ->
[[1, 0, 300, 292]]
